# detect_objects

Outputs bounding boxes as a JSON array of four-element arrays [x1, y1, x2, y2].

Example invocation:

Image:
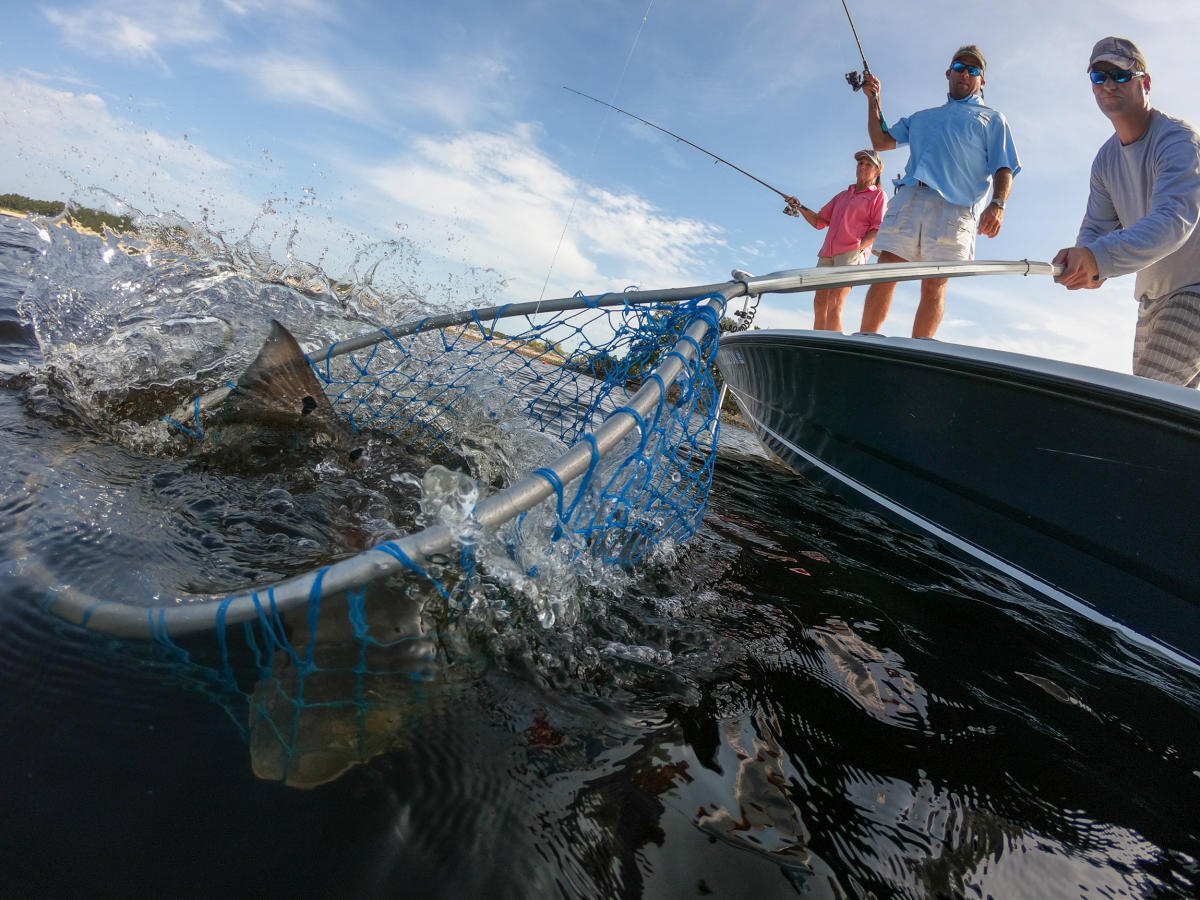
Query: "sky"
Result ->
[[2, 0, 1198, 375]]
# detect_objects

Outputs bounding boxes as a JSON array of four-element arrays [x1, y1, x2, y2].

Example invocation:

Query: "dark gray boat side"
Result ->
[[716, 329, 1200, 666]]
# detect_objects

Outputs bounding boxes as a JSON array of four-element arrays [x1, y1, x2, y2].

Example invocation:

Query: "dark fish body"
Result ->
[[182, 319, 364, 467], [164, 319, 427, 560]]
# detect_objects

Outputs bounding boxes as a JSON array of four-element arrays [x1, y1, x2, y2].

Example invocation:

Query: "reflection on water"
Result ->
[[2, 211, 1199, 898], [695, 714, 813, 867], [808, 617, 929, 728]]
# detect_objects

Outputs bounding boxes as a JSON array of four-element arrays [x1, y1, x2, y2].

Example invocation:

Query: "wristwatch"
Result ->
[[990, 198, 1006, 210]]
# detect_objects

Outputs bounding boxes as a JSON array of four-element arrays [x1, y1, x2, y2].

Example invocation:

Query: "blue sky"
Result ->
[[2, 0, 1197, 374]]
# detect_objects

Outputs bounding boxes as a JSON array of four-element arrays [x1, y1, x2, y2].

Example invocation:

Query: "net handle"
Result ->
[[316, 259, 1059, 359], [53, 259, 1062, 637]]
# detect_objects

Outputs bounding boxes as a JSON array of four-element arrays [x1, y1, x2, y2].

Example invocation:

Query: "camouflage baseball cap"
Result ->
[[1088, 36, 1148, 73]]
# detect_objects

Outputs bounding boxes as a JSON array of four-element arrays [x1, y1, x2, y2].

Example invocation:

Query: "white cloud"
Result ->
[[242, 53, 372, 119], [357, 128, 727, 299], [0, 74, 249, 223], [193, 46, 516, 132], [0, 69, 728, 309], [17, 67, 96, 89], [42, 0, 513, 130], [220, 0, 336, 17], [394, 53, 517, 129], [42, 1, 225, 73]]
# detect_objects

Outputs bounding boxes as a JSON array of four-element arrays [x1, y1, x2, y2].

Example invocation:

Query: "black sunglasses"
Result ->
[[1089, 68, 1145, 84], [951, 61, 983, 77]]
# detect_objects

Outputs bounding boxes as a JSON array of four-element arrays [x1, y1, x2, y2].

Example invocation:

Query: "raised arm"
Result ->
[[863, 73, 897, 152]]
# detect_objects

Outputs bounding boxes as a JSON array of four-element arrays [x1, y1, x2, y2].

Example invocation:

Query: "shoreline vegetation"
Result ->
[[3, 192, 748, 428], [0, 193, 135, 234]]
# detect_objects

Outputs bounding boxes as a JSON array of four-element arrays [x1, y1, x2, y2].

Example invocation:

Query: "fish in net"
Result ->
[[40, 283, 734, 786]]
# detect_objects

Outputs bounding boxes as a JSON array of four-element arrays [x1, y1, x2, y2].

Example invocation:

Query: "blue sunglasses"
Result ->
[[951, 61, 983, 77], [1089, 68, 1145, 84]]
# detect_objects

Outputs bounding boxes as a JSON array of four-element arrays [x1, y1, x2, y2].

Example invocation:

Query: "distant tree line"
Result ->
[[0, 193, 135, 234]]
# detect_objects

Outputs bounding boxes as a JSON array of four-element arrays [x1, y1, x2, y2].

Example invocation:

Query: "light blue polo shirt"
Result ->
[[887, 93, 1021, 215]]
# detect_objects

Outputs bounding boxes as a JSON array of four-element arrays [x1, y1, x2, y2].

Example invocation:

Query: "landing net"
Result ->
[[49, 285, 736, 644], [43, 260, 1054, 787]]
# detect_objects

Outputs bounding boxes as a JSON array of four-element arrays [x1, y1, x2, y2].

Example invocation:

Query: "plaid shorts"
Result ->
[[1133, 289, 1200, 388]]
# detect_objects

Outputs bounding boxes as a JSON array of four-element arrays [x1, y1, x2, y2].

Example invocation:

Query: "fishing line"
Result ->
[[539, 0, 656, 301], [563, 87, 796, 207]]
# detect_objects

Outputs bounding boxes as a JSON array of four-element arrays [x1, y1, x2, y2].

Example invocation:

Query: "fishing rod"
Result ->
[[563, 85, 802, 216], [839, 0, 871, 92], [837, 0, 888, 131]]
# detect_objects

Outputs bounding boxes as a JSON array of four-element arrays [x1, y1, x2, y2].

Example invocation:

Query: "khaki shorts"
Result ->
[[817, 247, 868, 267], [873, 183, 976, 262]]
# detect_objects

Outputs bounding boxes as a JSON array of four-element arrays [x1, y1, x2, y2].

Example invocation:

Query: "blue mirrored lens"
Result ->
[[951, 61, 982, 76], [1090, 69, 1138, 84]]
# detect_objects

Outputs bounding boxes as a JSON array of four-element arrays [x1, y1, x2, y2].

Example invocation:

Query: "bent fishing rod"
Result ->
[[563, 85, 802, 217]]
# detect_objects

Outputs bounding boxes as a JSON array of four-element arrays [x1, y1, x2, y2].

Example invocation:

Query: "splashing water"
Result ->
[[5, 195, 709, 692]]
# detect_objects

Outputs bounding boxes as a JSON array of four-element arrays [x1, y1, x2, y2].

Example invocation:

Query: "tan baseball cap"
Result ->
[[854, 149, 883, 173], [1088, 36, 1148, 73], [951, 45, 986, 73]]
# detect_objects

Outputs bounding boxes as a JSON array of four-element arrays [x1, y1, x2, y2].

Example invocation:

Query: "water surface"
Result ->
[[1, 212, 1197, 899]]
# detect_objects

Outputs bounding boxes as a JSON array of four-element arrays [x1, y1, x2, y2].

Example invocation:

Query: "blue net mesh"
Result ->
[[316, 291, 725, 563], [96, 288, 729, 787]]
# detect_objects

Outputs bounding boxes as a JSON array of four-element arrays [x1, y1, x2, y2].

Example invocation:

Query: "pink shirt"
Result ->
[[815, 184, 887, 257]]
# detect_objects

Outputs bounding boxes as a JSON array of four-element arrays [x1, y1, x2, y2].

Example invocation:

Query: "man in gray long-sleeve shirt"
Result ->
[[1055, 36, 1200, 388]]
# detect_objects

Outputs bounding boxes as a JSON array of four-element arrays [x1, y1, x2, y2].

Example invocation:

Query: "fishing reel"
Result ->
[[782, 204, 800, 217], [845, 70, 865, 92]]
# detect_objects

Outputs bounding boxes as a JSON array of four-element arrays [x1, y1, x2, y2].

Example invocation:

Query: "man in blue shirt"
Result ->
[[858, 45, 1021, 337]]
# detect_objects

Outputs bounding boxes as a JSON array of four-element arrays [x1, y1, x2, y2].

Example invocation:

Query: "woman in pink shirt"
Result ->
[[787, 150, 888, 330]]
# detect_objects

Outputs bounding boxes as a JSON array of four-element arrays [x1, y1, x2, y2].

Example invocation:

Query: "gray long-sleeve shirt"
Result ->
[[1077, 109, 1200, 302]]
